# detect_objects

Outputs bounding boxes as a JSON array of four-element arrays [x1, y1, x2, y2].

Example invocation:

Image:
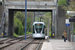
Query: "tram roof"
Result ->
[[33, 22, 45, 25]]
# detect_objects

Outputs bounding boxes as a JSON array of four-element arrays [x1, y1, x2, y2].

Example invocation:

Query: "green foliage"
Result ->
[[14, 11, 25, 26], [27, 12, 34, 32], [14, 11, 33, 36], [58, 0, 67, 6], [62, 0, 75, 18], [63, 0, 75, 11], [14, 11, 52, 36], [26, 31, 32, 34], [49, 31, 51, 37], [18, 21, 24, 35], [14, 11, 24, 35], [41, 12, 52, 37], [27, 17, 31, 32], [14, 33, 19, 37], [42, 12, 51, 28]]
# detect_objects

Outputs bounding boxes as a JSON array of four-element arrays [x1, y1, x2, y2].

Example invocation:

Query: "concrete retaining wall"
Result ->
[[57, 7, 67, 38]]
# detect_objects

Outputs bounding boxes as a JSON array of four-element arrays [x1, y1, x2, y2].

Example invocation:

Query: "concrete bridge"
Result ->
[[5, 0, 57, 10], [0, 0, 66, 38]]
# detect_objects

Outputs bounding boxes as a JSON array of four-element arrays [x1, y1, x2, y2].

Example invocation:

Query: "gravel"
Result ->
[[1, 38, 33, 50], [1, 38, 45, 50], [24, 44, 38, 50]]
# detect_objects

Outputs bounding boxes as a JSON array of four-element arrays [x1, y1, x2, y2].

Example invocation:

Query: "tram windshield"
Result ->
[[35, 24, 43, 33]]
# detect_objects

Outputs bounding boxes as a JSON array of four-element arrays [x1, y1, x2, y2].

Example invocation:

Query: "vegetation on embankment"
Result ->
[[58, 0, 67, 6], [14, 11, 52, 37], [14, 11, 33, 36], [58, 0, 75, 18]]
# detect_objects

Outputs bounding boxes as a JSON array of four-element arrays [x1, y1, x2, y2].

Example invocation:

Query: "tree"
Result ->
[[14, 11, 25, 26], [27, 12, 34, 32], [63, 0, 75, 11], [41, 12, 51, 36], [41, 12, 51, 27], [14, 11, 34, 35], [27, 17, 31, 32], [58, 0, 67, 6], [62, 0, 75, 18], [14, 11, 24, 35], [18, 21, 24, 35]]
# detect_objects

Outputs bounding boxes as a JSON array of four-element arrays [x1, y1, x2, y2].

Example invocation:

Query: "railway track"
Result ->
[[36, 40, 43, 50], [0, 38, 9, 41], [0, 34, 32, 44], [0, 34, 32, 50], [0, 36, 24, 45], [20, 39, 43, 50], [0, 38, 9, 44]]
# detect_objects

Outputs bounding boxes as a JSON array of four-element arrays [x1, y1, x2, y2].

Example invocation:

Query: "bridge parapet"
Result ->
[[6, 0, 54, 2], [4, 0, 57, 10], [5, 0, 57, 3]]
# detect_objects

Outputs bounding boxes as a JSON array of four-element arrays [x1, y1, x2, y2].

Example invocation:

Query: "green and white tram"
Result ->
[[33, 22, 45, 38]]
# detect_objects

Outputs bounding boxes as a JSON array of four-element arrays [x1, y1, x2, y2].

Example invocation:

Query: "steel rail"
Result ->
[[0, 34, 32, 50], [0, 34, 32, 43], [0, 37, 25, 49], [20, 39, 34, 50], [36, 39, 43, 50], [0, 38, 8, 41]]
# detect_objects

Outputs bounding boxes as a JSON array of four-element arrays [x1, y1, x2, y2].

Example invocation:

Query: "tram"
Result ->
[[33, 22, 45, 38]]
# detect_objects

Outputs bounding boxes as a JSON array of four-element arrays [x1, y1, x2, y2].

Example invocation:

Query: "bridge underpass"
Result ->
[[8, 10, 56, 37], [0, 0, 67, 38], [8, 9, 53, 37]]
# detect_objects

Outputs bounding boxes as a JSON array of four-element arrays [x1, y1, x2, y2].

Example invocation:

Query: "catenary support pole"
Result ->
[[47, 19, 50, 42], [25, 0, 27, 40], [72, 22, 74, 42], [34, 12, 35, 22], [67, 26, 70, 41], [69, 23, 71, 42], [38, 12, 39, 22], [55, 0, 58, 38]]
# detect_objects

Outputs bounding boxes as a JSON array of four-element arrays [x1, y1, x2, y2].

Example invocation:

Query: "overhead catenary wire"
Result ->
[[34, 0, 40, 22]]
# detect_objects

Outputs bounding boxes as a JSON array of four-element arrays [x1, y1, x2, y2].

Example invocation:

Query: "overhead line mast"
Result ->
[[25, 0, 27, 40]]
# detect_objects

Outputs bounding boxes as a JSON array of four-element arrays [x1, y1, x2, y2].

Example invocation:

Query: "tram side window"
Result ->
[[33, 25, 35, 33], [42, 26, 45, 33]]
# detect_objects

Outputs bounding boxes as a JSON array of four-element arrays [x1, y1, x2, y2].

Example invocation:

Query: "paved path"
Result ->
[[41, 39, 75, 50]]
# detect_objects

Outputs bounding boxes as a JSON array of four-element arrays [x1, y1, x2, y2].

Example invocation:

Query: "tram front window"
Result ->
[[35, 24, 43, 33]]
